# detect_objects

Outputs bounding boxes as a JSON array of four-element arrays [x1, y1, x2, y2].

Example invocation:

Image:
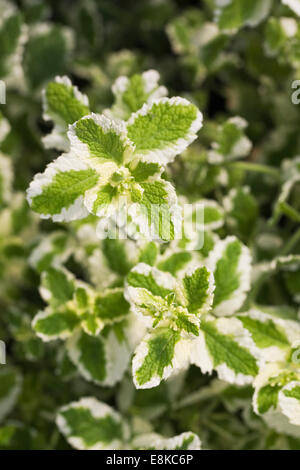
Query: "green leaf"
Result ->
[[132, 327, 183, 389], [283, 385, 300, 401], [27, 155, 99, 221], [238, 312, 290, 350], [179, 266, 214, 315], [32, 308, 80, 341], [257, 384, 281, 414], [138, 242, 158, 266], [66, 328, 131, 386], [70, 114, 134, 164], [102, 238, 136, 277], [137, 179, 178, 241], [127, 97, 202, 164], [94, 289, 130, 322], [166, 9, 206, 56], [198, 318, 259, 383], [157, 251, 192, 275], [127, 264, 174, 298], [129, 161, 161, 182], [175, 311, 199, 336], [40, 267, 75, 307], [208, 236, 251, 316], [224, 186, 258, 241], [57, 398, 126, 450], [0, 9, 24, 80], [24, 24, 73, 89], [110, 70, 167, 120], [215, 0, 272, 33], [29, 231, 71, 272], [209, 117, 252, 161], [43, 76, 90, 151]]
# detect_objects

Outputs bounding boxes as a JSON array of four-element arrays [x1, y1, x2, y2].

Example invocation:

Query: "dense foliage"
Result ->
[[1, 0, 300, 450]]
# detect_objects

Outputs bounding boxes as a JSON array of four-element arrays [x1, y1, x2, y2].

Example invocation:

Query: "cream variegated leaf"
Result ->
[[27, 153, 99, 222], [32, 307, 79, 342], [126, 97, 203, 164], [132, 431, 201, 450], [237, 308, 300, 363], [207, 236, 251, 316], [29, 231, 73, 273], [208, 117, 252, 163], [56, 398, 128, 450], [191, 316, 261, 385], [66, 327, 132, 387], [132, 327, 190, 389], [0, 1, 27, 87], [57, 397, 200, 450], [253, 365, 300, 438]]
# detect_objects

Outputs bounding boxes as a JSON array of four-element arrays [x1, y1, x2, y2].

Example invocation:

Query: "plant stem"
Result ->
[[280, 227, 300, 256], [229, 161, 281, 181]]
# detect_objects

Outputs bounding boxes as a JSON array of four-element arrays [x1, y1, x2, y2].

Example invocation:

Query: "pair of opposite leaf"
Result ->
[[27, 71, 202, 241], [126, 235, 267, 389], [32, 264, 144, 387]]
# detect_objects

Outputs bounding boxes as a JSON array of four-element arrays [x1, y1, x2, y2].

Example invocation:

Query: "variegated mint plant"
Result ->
[[3, 0, 300, 451]]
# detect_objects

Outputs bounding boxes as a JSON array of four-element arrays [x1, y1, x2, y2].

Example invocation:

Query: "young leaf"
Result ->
[[176, 266, 215, 315], [109, 70, 167, 120]]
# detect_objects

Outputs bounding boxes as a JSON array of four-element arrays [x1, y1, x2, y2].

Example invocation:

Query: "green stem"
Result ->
[[278, 202, 300, 223], [229, 161, 280, 180], [280, 227, 300, 256]]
